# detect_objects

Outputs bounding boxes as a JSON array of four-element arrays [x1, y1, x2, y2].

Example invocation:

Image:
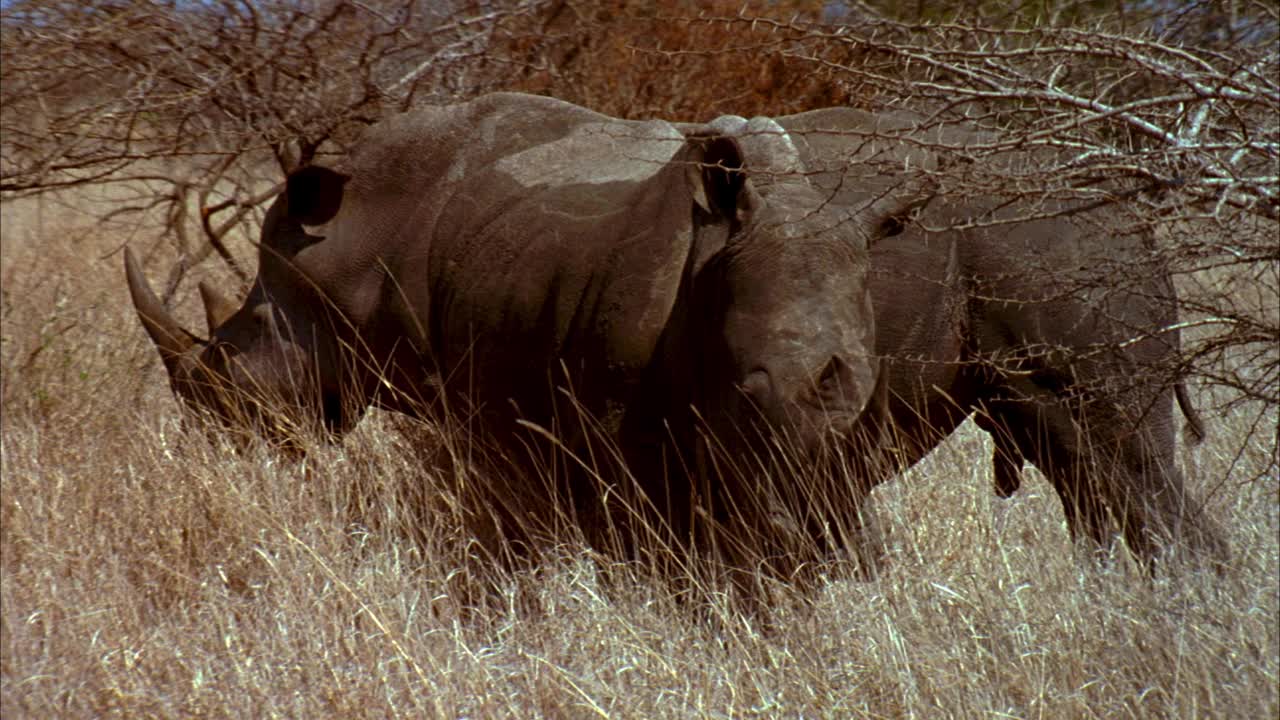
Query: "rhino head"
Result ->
[[125, 168, 352, 451], [681, 116, 915, 463]]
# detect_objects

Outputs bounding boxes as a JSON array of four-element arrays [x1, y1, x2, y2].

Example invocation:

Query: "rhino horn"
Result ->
[[198, 280, 238, 333], [124, 248, 198, 368]]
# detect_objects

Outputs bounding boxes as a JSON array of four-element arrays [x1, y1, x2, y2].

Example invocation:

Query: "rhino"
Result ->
[[126, 93, 921, 568], [771, 107, 1228, 568]]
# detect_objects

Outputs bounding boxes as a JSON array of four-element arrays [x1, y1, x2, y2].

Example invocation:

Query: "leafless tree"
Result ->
[[515, 1, 1277, 412], [2, 0, 1275, 420], [780, 7, 1279, 408], [1, 0, 552, 293]]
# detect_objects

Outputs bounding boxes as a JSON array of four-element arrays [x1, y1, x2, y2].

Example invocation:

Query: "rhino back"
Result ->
[[958, 201, 1178, 373], [294, 94, 697, 416], [777, 106, 1172, 405], [777, 107, 942, 215], [777, 106, 1164, 353]]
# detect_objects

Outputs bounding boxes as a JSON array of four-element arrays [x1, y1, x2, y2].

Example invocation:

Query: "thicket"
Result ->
[[3, 1, 1275, 420]]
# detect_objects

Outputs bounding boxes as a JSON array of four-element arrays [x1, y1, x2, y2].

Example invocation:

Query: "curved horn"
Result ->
[[124, 248, 197, 366], [198, 280, 238, 333]]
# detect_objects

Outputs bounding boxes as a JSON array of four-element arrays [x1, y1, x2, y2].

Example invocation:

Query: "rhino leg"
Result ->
[[981, 389, 1115, 559], [992, 436, 1024, 498], [985, 376, 1228, 569], [1083, 390, 1230, 570], [974, 407, 1024, 498], [845, 501, 887, 580]]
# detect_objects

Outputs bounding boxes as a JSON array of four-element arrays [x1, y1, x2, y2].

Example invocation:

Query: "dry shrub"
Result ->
[[494, 0, 860, 120]]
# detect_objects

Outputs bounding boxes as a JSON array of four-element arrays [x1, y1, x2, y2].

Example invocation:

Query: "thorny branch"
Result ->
[[1, 0, 1276, 412], [1, 0, 552, 285]]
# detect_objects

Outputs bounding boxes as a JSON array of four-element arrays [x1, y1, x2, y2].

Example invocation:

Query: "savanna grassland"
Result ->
[[1, 180, 1276, 718]]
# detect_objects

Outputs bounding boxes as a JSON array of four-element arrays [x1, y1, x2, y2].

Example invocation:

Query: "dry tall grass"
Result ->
[[2, 185, 1276, 718]]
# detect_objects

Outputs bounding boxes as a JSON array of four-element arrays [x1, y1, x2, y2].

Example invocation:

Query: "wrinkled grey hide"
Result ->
[[774, 107, 1228, 568], [127, 93, 917, 570]]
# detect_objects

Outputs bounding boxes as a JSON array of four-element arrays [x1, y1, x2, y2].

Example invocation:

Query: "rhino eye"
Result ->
[[879, 215, 905, 238], [251, 304, 275, 329], [738, 368, 771, 404]]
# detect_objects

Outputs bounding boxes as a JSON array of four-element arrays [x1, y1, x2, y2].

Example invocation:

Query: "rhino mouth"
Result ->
[[126, 248, 323, 452], [704, 404, 864, 477], [708, 354, 889, 472]]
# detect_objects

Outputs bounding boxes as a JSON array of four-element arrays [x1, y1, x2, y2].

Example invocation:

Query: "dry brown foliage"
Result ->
[[4, 0, 1274, 405]]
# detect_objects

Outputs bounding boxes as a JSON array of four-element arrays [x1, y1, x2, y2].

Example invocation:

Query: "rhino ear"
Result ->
[[859, 177, 937, 246], [286, 166, 350, 226], [687, 134, 753, 221]]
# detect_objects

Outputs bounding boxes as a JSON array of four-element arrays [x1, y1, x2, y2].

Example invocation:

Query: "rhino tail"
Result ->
[[1176, 381, 1206, 445], [943, 237, 971, 342], [945, 235, 961, 285]]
